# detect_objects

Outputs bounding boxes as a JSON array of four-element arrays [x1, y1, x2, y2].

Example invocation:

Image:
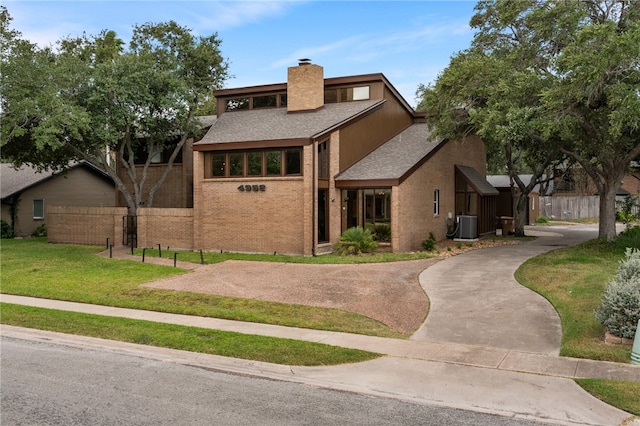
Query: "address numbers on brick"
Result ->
[[238, 184, 266, 192]]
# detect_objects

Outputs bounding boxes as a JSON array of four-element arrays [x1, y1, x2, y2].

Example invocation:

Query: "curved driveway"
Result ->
[[411, 225, 600, 355]]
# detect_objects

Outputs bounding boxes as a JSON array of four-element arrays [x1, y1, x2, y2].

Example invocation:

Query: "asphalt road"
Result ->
[[1, 336, 546, 426]]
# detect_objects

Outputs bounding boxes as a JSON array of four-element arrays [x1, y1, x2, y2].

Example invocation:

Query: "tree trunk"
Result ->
[[599, 178, 621, 241], [513, 193, 529, 237]]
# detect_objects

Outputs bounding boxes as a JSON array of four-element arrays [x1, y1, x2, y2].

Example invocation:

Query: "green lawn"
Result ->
[[0, 238, 404, 338], [1, 303, 379, 366]]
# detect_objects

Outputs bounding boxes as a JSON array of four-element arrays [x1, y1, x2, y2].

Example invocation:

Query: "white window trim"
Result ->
[[433, 189, 440, 216]]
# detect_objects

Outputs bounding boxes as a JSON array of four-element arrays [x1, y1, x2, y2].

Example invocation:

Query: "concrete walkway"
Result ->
[[2, 224, 639, 425]]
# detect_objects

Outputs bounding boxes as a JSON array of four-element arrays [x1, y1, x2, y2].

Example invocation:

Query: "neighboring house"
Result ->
[[486, 175, 546, 225], [190, 61, 497, 255], [1, 161, 115, 237]]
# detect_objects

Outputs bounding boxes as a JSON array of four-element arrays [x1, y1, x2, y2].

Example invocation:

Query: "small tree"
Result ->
[[595, 248, 640, 339]]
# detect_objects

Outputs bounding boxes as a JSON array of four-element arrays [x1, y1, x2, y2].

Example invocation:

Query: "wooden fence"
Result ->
[[540, 195, 639, 219]]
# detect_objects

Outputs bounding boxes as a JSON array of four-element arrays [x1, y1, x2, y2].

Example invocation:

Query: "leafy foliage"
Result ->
[[595, 248, 640, 339], [336, 227, 378, 256], [422, 232, 436, 252], [1, 220, 14, 238], [31, 223, 46, 237], [616, 195, 638, 230], [418, 0, 640, 241], [0, 7, 229, 215], [373, 224, 391, 242]]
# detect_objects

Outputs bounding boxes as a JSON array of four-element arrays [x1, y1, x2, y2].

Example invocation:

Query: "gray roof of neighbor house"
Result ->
[[1, 161, 111, 200], [335, 123, 444, 183], [486, 174, 553, 195], [456, 165, 499, 196], [194, 100, 384, 147]]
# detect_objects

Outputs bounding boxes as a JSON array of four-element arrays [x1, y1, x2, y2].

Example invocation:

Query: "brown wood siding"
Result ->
[[338, 90, 413, 172]]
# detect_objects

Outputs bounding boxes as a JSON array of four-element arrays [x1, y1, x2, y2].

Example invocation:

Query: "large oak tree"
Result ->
[[419, 0, 640, 240], [1, 7, 229, 216]]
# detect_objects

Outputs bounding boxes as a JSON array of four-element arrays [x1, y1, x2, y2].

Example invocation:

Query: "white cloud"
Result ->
[[188, 0, 303, 32]]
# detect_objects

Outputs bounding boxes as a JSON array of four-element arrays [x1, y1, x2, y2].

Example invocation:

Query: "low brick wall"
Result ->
[[137, 208, 194, 250], [47, 206, 194, 249], [47, 206, 127, 246]]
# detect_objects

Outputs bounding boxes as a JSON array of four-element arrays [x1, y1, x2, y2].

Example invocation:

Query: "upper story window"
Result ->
[[325, 85, 370, 103], [224, 93, 287, 112], [206, 148, 302, 178]]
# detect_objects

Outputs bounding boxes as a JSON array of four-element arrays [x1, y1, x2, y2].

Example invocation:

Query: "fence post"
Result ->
[[174, 252, 178, 268], [157, 244, 162, 258], [142, 248, 146, 263]]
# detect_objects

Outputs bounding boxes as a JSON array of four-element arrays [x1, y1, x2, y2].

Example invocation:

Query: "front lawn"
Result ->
[[0, 238, 403, 338]]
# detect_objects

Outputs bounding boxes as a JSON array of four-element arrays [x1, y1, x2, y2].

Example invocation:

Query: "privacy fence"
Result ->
[[47, 206, 194, 249], [540, 195, 639, 220]]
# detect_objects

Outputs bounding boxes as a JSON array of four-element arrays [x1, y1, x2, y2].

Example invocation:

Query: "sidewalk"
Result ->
[[2, 223, 639, 425]]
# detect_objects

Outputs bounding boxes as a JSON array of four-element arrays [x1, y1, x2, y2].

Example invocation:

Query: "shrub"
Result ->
[[31, 223, 47, 237], [611, 226, 640, 252], [1, 220, 14, 238], [616, 195, 638, 229], [536, 216, 550, 224], [595, 248, 640, 339], [373, 224, 391, 242], [422, 232, 436, 251], [336, 227, 377, 256]]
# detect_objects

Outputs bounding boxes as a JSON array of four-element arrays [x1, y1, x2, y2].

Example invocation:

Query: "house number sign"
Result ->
[[238, 184, 266, 192]]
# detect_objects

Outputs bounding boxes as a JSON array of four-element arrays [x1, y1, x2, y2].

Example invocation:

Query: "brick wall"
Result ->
[[395, 137, 487, 252], [47, 206, 127, 246], [193, 146, 314, 255], [47, 206, 195, 249], [137, 208, 194, 250]]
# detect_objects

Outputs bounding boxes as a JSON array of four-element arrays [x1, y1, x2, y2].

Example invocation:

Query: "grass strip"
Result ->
[[575, 379, 640, 416], [0, 303, 381, 366], [0, 238, 405, 338], [515, 235, 639, 363]]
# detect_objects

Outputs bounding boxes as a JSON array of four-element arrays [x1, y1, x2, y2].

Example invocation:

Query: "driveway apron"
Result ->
[[411, 225, 600, 355]]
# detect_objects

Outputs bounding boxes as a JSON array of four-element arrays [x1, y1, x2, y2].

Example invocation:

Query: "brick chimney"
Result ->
[[287, 60, 324, 113]]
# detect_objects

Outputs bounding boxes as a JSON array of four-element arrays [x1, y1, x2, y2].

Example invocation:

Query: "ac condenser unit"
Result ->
[[457, 215, 478, 240]]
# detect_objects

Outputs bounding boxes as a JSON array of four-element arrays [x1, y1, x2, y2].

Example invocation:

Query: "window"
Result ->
[[340, 86, 370, 101], [229, 152, 244, 176], [317, 141, 328, 179], [324, 89, 338, 104], [226, 98, 249, 111], [285, 149, 301, 175], [247, 152, 263, 176], [433, 189, 440, 216], [211, 153, 226, 177], [266, 151, 281, 175], [33, 199, 44, 219], [207, 148, 302, 178], [253, 95, 277, 109]]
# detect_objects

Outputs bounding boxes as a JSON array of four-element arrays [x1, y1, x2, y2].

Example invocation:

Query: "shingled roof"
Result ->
[[335, 123, 445, 184], [194, 99, 384, 149], [456, 165, 499, 196], [1, 161, 111, 200]]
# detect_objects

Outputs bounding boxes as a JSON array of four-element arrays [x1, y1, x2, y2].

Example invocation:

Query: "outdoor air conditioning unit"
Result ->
[[456, 215, 478, 240]]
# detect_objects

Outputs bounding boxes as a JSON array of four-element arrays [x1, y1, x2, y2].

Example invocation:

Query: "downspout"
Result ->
[[312, 139, 317, 256]]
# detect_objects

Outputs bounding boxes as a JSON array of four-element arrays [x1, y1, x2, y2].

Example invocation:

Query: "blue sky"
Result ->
[[4, 1, 478, 107]]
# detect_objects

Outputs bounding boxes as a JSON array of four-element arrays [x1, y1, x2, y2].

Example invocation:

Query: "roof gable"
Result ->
[[335, 124, 444, 184], [1, 161, 112, 199]]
